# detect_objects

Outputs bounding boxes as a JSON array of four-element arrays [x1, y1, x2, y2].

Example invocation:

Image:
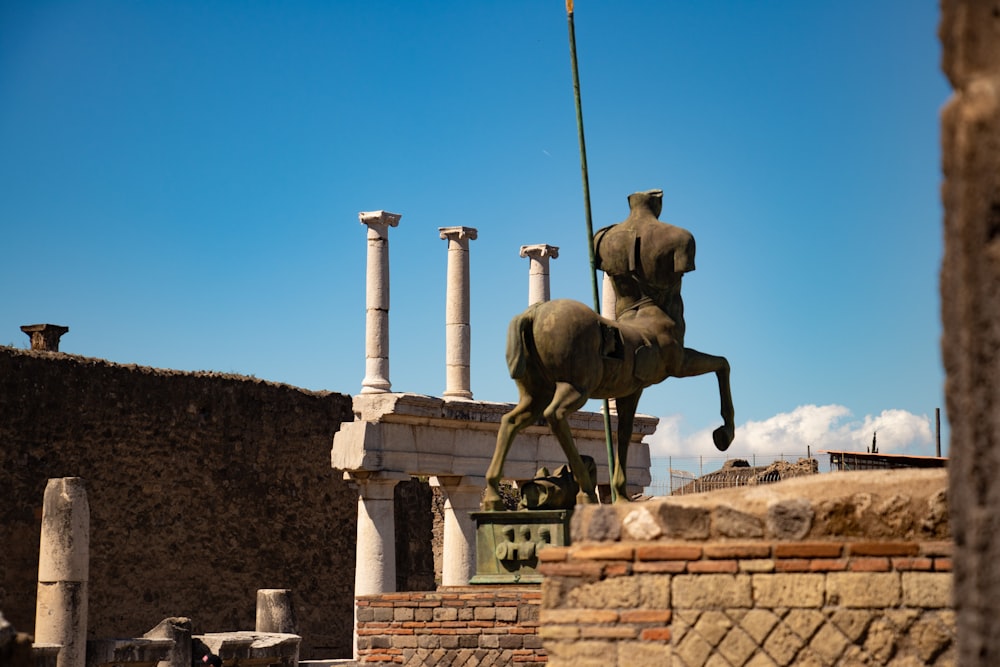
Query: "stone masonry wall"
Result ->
[[0, 347, 357, 659], [355, 587, 545, 666], [538, 469, 953, 666]]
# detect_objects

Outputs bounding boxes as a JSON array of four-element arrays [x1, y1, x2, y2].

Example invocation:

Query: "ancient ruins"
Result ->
[[3, 2, 999, 665]]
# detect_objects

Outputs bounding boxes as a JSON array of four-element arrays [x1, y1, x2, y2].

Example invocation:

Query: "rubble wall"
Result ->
[[0, 347, 357, 658]]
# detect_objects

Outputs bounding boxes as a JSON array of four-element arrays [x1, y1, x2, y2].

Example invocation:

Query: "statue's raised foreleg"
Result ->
[[545, 382, 599, 505], [611, 390, 642, 503], [678, 348, 735, 451], [483, 388, 547, 511]]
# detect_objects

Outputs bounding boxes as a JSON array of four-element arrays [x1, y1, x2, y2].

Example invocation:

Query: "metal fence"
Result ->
[[644, 452, 823, 497]]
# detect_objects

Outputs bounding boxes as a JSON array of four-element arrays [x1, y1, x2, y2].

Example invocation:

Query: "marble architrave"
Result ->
[[333, 392, 655, 490]]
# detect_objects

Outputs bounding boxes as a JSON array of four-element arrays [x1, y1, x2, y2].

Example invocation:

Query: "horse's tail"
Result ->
[[506, 308, 536, 379]]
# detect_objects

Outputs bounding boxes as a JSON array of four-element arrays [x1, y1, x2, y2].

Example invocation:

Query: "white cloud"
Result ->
[[646, 404, 934, 459]]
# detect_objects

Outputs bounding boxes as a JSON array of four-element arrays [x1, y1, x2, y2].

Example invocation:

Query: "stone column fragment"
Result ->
[[430, 476, 483, 587], [255, 590, 297, 634], [519, 244, 559, 305], [359, 210, 401, 394], [20, 324, 69, 352], [439, 226, 478, 399], [34, 477, 89, 667]]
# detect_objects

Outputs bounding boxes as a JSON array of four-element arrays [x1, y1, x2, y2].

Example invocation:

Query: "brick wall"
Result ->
[[531, 469, 953, 666], [355, 588, 545, 665], [538, 539, 953, 666]]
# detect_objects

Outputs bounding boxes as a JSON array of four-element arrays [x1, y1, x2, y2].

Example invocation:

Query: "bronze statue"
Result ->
[[482, 190, 734, 510]]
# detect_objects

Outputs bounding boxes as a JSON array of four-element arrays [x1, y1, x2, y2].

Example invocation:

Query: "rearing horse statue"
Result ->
[[482, 189, 734, 510]]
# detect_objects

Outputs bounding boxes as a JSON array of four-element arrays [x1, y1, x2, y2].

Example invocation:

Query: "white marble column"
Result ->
[[430, 476, 483, 587], [35, 477, 89, 667], [519, 244, 559, 305], [359, 210, 401, 394], [349, 473, 399, 659], [439, 226, 478, 400], [352, 475, 399, 596]]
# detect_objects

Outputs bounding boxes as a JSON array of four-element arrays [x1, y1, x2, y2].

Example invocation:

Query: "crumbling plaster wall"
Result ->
[[0, 346, 357, 659]]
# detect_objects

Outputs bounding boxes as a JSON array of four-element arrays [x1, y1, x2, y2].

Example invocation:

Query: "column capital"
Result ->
[[359, 210, 401, 228], [519, 244, 559, 259], [21, 324, 69, 352], [438, 226, 478, 241]]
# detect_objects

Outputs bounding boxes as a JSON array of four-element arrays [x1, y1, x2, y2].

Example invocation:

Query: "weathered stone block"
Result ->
[[543, 639, 617, 667], [674, 574, 753, 609], [564, 575, 642, 609], [827, 572, 901, 608], [766, 499, 814, 540], [617, 640, 672, 667], [433, 607, 458, 622], [623, 506, 664, 540], [655, 504, 711, 539], [717, 625, 757, 665], [763, 621, 805, 665], [714, 504, 765, 538], [902, 572, 953, 608], [495, 606, 518, 622], [783, 609, 825, 641], [752, 573, 825, 608], [739, 609, 780, 644]]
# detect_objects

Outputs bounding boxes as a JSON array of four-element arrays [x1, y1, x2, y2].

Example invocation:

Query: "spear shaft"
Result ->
[[566, 0, 618, 503]]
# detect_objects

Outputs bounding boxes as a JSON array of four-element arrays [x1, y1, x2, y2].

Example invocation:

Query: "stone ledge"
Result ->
[[577, 468, 949, 542]]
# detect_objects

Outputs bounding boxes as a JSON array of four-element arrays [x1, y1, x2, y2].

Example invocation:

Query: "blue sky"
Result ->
[[1, 1, 949, 462]]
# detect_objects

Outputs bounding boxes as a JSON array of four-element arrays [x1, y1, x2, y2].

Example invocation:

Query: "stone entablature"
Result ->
[[332, 392, 656, 488], [535, 469, 953, 666]]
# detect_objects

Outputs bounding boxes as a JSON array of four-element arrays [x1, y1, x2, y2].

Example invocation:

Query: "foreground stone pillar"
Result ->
[[34, 478, 89, 667], [359, 210, 401, 394], [519, 244, 559, 305], [255, 590, 297, 634], [439, 226, 478, 399], [940, 4, 1000, 664], [431, 476, 482, 586]]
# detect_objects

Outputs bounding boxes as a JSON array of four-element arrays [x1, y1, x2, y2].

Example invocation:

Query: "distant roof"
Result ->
[[819, 450, 947, 470]]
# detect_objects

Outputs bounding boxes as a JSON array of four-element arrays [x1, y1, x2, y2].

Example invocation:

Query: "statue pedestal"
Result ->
[[470, 510, 571, 585]]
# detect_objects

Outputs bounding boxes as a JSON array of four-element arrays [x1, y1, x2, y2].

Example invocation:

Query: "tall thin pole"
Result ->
[[936, 407, 942, 457], [566, 0, 617, 503]]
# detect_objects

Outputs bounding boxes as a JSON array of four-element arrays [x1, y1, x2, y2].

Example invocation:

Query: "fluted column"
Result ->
[[439, 226, 478, 399], [519, 244, 559, 305], [359, 210, 401, 394]]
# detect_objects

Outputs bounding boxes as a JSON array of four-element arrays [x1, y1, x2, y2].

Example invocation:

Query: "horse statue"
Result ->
[[482, 189, 734, 510]]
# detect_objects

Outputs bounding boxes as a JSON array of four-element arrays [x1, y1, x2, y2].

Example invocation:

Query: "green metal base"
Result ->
[[470, 510, 571, 585]]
